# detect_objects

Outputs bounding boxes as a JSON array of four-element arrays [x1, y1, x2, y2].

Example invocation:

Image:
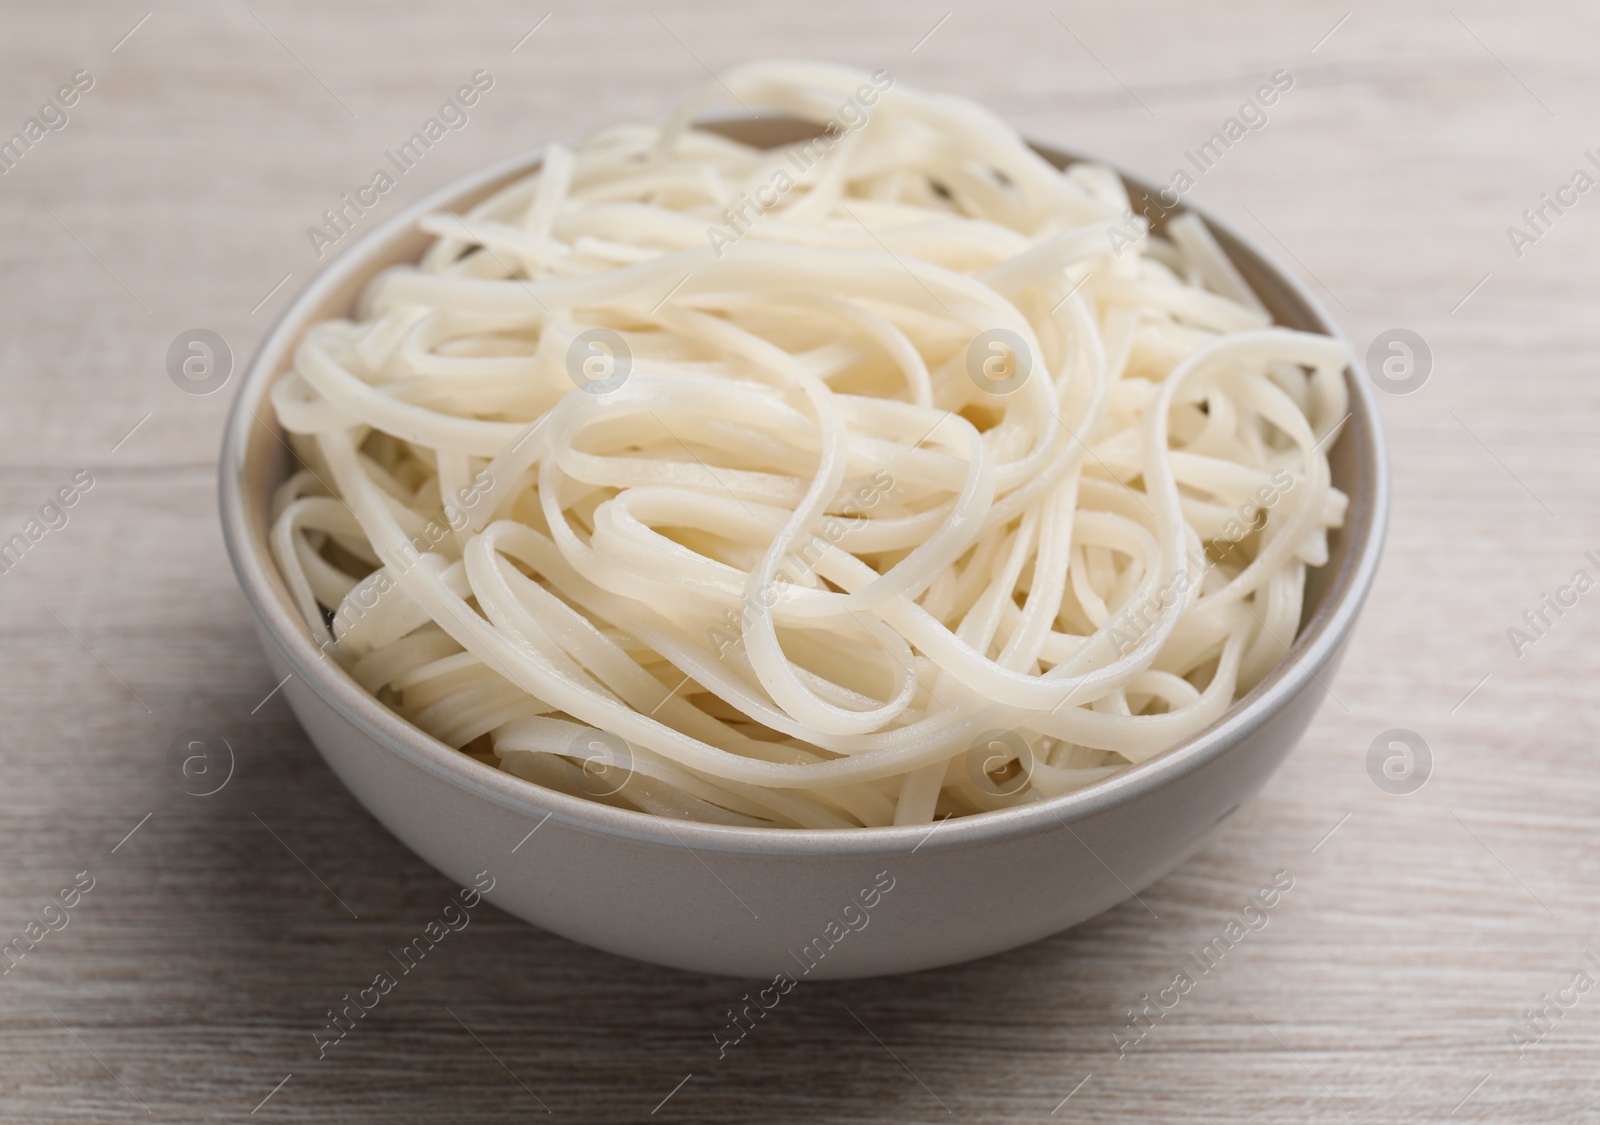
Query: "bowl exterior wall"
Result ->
[[260, 620, 1346, 978]]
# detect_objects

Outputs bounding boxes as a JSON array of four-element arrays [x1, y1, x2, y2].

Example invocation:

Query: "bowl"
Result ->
[[219, 117, 1388, 980]]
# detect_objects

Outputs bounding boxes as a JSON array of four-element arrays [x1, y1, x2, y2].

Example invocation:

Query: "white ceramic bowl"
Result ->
[[220, 120, 1388, 979]]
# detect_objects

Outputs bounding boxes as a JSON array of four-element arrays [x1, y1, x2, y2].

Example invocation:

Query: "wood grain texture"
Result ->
[[1, 1, 1597, 1121]]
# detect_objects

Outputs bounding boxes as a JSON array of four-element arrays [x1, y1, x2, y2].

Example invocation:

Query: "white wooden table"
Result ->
[[1, 1, 1595, 1120]]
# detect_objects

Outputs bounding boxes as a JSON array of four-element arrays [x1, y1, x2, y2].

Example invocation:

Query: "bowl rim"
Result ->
[[219, 124, 1389, 859]]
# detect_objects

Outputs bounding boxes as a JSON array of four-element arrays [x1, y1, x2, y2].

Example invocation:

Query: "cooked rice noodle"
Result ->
[[268, 60, 1349, 828]]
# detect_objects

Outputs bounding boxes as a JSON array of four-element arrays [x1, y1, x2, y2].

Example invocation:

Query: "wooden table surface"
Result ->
[[2, 1, 1596, 1121]]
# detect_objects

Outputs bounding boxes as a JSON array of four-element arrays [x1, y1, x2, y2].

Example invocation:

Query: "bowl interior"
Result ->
[[225, 116, 1383, 841]]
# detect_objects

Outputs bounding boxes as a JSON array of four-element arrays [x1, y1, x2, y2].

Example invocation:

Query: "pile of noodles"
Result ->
[[268, 61, 1349, 828]]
